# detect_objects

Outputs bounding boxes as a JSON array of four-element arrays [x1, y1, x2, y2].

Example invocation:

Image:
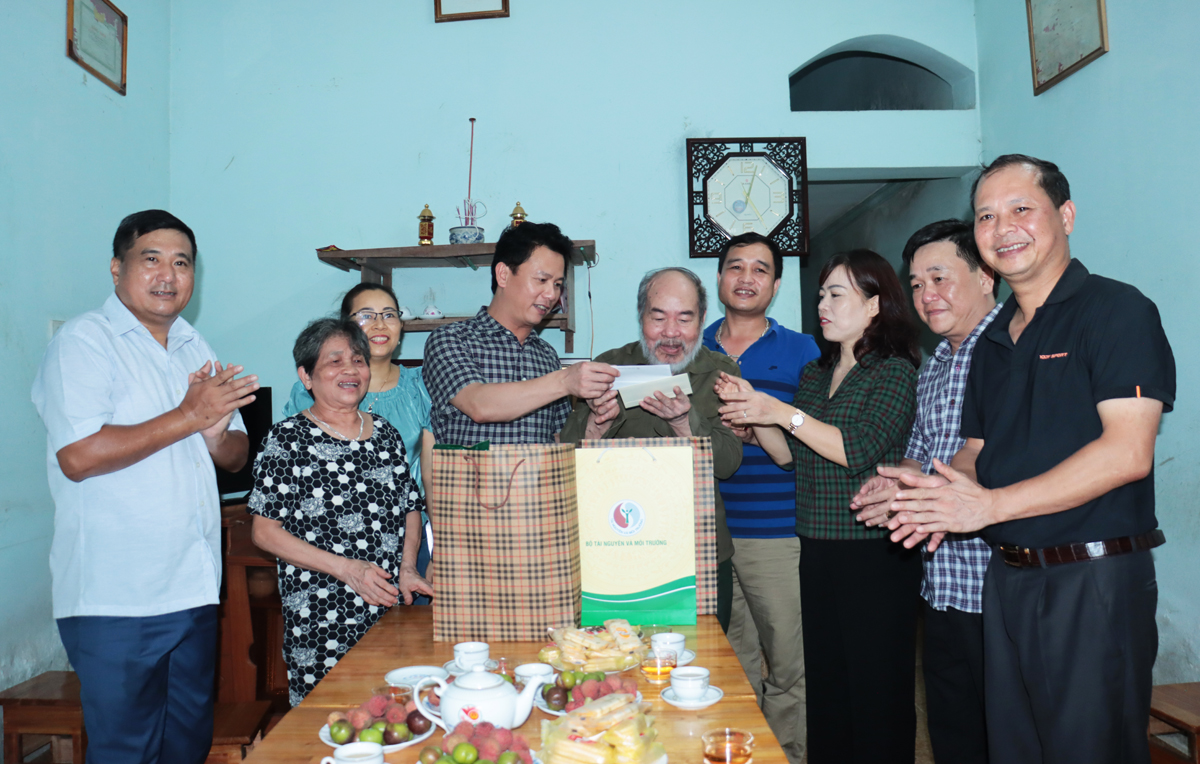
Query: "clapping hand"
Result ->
[[886, 460, 992, 552], [183, 361, 258, 439]]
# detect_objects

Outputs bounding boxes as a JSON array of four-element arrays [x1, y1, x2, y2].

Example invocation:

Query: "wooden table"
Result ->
[[244, 608, 785, 763]]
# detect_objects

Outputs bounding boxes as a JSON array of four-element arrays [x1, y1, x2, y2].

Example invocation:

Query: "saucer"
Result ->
[[385, 665, 449, 687], [659, 685, 723, 710], [443, 658, 499, 675], [676, 649, 696, 667]]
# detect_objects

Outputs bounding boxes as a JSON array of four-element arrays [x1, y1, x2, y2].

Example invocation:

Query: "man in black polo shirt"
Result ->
[[887, 155, 1175, 764]]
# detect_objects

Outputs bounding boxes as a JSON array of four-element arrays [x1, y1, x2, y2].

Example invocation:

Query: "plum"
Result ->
[[407, 710, 432, 735]]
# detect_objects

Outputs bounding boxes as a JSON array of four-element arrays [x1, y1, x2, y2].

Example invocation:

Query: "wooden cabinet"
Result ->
[[316, 240, 596, 352]]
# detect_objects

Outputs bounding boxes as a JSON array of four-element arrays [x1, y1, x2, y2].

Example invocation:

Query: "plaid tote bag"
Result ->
[[429, 443, 581, 642], [575, 437, 717, 616]]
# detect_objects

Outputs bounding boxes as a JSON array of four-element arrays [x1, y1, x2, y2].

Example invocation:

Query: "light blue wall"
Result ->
[[0, 2, 172, 692], [975, 0, 1199, 681], [165, 0, 981, 419]]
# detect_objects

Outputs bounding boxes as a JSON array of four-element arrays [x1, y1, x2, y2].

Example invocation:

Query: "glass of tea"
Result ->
[[702, 728, 755, 764], [639, 648, 677, 685], [372, 683, 413, 706]]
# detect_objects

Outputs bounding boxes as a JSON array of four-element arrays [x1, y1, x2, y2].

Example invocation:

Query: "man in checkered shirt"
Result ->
[[851, 219, 1000, 764], [422, 222, 618, 447]]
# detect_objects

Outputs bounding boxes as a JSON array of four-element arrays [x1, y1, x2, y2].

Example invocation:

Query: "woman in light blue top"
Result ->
[[282, 283, 435, 603]]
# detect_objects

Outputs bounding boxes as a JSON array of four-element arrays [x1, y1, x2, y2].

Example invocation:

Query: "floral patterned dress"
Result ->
[[248, 414, 423, 705]]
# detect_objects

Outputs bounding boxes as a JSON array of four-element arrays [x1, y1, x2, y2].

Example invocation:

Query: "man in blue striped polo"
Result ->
[[702, 233, 819, 764]]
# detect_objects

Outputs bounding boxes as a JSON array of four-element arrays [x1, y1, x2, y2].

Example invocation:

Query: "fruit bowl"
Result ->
[[535, 689, 642, 717], [318, 723, 433, 753]]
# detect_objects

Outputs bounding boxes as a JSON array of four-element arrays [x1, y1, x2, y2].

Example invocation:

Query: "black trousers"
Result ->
[[983, 549, 1158, 764], [800, 536, 923, 764], [923, 602, 988, 764], [717, 557, 733, 632]]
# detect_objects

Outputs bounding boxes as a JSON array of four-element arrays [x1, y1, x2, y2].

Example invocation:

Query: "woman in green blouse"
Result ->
[[283, 283, 435, 604], [717, 249, 920, 764]]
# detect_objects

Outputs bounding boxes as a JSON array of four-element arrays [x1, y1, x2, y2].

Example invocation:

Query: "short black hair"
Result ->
[[340, 282, 400, 319], [970, 154, 1071, 210], [717, 232, 783, 280], [112, 210, 197, 261], [293, 317, 371, 377], [902, 219, 999, 298], [490, 222, 573, 293]]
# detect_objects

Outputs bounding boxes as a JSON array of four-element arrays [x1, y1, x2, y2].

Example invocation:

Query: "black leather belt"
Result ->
[[999, 529, 1165, 568]]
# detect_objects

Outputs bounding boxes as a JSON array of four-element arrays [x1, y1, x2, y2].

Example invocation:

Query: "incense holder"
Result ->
[[448, 225, 484, 245]]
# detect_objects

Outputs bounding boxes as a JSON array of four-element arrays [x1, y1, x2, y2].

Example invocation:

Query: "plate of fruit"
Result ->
[[320, 692, 436, 752], [420, 720, 534, 764], [535, 671, 642, 716]]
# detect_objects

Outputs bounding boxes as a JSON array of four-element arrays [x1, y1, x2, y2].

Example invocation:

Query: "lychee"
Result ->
[[365, 694, 390, 717]]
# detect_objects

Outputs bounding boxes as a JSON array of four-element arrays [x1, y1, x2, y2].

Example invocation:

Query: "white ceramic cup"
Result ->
[[513, 662, 554, 684], [670, 666, 711, 701], [651, 632, 686, 655], [454, 641, 490, 669], [322, 741, 384, 764]]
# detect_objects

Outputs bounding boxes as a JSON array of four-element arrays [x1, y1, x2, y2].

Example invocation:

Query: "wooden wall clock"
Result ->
[[686, 137, 808, 263]]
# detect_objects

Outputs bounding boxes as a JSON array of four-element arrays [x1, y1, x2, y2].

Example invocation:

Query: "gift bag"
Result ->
[[576, 437, 717, 621], [430, 443, 581, 642]]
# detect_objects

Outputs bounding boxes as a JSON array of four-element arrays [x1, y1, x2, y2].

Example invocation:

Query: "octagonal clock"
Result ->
[[686, 137, 808, 263]]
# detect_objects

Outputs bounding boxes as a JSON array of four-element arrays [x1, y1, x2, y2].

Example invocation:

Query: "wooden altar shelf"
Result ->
[[316, 240, 596, 353]]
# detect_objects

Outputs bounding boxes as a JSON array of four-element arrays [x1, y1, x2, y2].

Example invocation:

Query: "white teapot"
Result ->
[[415, 665, 545, 730]]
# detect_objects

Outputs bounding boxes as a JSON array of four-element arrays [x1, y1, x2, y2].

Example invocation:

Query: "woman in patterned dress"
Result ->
[[249, 318, 432, 705]]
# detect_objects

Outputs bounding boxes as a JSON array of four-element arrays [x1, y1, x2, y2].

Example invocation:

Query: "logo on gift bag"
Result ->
[[609, 500, 645, 537]]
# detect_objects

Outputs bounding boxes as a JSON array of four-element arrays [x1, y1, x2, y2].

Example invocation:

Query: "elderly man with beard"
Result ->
[[560, 267, 743, 628]]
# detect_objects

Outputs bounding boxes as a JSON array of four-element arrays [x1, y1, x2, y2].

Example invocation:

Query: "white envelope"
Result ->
[[617, 372, 693, 408]]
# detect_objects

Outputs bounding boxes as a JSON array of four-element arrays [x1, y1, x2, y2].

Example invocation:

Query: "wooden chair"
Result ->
[[0, 671, 85, 764], [205, 701, 273, 764], [1150, 682, 1200, 763]]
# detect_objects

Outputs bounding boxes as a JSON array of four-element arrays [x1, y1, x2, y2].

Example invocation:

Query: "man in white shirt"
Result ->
[[32, 210, 259, 764]]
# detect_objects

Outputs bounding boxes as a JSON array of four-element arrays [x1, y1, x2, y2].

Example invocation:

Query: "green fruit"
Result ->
[[419, 746, 443, 764], [452, 742, 479, 764], [501, 673, 514, 684], [358, 728, 385, 745], [372, 720, 388, 731], [560, 671, 577, 689], [437, 758, 456, 764], [329, 720, 354, 745], [588, 672, 605, 683], [477, 760, 495, 764], [498, 752, 520, 764]]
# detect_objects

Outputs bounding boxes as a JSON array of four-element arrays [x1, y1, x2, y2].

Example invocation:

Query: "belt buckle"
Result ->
[[1085, 541, 1105, 559]]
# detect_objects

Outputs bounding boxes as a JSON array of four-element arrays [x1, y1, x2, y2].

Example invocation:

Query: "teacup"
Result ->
[[513, 662, 554, 685], [670, 666, 711, 700], [651, 632, 686, 655], [454, 641, 489, 670], [322, 740, 384, 764]]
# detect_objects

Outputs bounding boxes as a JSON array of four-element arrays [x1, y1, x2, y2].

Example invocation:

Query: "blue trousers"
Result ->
[[58, 605, 217, 764]]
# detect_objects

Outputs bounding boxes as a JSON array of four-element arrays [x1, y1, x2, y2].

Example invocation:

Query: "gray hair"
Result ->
[[293, 317, 371, 376], [636, 267, 707, 323]]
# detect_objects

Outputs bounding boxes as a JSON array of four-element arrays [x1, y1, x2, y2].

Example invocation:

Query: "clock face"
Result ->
[[704, 155, 791, 237]]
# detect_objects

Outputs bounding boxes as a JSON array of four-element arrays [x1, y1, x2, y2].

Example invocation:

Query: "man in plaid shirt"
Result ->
[[852, 219, 999, 764], [422, 222, 618, 447]]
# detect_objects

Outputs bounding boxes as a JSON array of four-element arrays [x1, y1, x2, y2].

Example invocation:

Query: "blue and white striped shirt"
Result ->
[[907, 303, 1002, 613]]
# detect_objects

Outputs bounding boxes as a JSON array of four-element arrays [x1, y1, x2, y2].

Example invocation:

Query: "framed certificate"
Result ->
[[67, 0, 127, 95], [435, 0, 509, 23]]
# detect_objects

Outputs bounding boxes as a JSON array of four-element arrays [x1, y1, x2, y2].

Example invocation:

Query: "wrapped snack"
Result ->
[[603, 620, 643, 653], [539, 696, 662, 764]]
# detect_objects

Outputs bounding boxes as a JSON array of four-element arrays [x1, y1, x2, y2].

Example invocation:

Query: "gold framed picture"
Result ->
[[435, 0, 509, 23], [67, 0, 127, 95], [1026, 0, 1109, 95]]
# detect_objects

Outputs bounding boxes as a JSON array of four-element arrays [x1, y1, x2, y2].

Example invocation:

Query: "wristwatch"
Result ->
[[788, 409, 805, 434]]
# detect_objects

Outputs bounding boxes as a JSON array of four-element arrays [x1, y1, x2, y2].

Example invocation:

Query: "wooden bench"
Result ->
[[0, 671, 85, 764], [1150, 682, 1200, 763]]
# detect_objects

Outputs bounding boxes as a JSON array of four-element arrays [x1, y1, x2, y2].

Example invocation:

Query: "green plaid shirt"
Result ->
[[790, 354, 917, 540]]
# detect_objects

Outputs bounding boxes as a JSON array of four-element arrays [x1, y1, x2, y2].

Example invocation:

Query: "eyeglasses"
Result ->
[[351, 310, 401, 326]]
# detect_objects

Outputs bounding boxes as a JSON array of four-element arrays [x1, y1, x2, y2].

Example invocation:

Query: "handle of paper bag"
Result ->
[[593, 447, 657, 463], [463, 455, 526, 510]]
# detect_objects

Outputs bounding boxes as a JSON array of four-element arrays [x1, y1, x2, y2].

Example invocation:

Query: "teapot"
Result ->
[[415, 665, 545, 730]]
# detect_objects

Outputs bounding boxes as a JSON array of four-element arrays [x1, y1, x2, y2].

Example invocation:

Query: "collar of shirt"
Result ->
[[932, 302, 1004, 363], [983, 259, 1089, 350], [102, 292, 199, 351]]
